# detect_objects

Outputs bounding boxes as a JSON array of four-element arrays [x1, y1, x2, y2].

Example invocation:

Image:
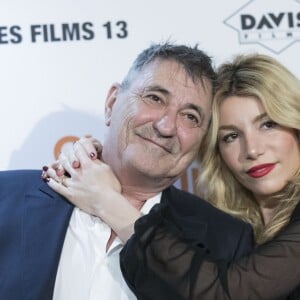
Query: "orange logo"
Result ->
[[53, 135, 79, 159]]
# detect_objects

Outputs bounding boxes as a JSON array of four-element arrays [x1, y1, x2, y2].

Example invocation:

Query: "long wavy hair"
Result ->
[[197, 54, 300, 244]]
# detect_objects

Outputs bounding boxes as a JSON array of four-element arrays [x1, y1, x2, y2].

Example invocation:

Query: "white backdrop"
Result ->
[[2, 0, 300, 192]]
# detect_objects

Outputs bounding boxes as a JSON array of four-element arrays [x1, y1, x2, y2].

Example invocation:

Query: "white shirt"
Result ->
[[53, 193, 161, 300]]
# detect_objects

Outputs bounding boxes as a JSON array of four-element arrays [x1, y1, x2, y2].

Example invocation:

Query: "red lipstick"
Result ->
[[246, 163, 275, 178]]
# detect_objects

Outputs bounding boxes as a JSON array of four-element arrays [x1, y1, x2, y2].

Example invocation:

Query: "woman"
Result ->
[[46, 54, 300, 299], [198, 53, 300, 245]]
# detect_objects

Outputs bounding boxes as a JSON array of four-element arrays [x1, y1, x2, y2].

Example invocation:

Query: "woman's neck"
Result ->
[[256, 196, 279, 225]]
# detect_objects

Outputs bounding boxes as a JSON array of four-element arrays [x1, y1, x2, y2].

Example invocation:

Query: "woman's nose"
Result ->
[[244, 134, 264, 160]]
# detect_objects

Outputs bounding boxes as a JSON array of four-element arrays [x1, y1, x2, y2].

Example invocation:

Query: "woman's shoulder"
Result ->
[[165, 185, 249, 225]]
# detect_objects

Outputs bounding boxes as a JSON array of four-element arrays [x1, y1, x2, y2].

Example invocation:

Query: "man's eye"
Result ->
[[186, 113, 199, 124], [146, 94, 161, 102], [179, 112, 201, 128]]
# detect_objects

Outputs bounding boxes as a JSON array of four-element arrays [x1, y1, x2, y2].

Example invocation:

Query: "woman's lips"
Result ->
[[246, 163, 276, 178]]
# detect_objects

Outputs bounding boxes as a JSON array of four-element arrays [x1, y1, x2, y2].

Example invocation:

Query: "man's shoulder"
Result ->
[[0, 169, 73, 214], [0, 169, 42, 179], [0, 169, 61, 200], [0, 169, 43, 188]]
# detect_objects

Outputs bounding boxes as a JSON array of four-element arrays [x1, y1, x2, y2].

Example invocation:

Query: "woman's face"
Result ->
[[217, 95, 300, 202]]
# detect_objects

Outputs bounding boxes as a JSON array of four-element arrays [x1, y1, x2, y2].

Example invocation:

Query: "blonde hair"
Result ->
[[197, 54, 300, 244]]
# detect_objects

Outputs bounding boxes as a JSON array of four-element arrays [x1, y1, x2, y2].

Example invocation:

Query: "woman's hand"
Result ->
[[43, 137, 141, 242], [46, 141, 121, 217]]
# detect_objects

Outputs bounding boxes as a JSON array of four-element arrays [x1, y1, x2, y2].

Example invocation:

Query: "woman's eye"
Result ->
[[221, 132, 238, 143], [262, 120, 277, 129]]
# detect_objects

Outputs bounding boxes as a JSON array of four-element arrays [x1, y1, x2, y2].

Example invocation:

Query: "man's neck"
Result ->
[[102, 148, 174, 210], [120, 185, 161, 210]]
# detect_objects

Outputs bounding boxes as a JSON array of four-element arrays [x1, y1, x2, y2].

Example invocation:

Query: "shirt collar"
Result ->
[[140, 192, 162, 215]]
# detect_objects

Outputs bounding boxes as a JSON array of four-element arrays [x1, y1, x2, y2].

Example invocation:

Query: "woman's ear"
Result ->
[[105, 83, 120, 126]]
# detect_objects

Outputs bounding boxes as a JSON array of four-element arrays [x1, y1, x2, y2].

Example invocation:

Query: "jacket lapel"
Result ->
[[22, 182, 73, 300]]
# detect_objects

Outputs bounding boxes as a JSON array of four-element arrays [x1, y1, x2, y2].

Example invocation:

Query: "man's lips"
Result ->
[[246, 163, 276, 178], [140, 136, 172, 153]]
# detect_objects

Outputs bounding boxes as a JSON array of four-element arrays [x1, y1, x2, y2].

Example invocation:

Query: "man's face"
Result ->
[[104, 59, 212, 183]]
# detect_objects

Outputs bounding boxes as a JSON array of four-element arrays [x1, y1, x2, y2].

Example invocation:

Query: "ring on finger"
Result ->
[[61, 176, 67, 186]]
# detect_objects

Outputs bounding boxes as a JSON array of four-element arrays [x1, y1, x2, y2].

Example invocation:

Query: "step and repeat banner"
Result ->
[[2, 0, 300, 192]]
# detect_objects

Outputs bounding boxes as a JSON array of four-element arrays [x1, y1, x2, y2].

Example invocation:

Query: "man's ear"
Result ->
[[105, 83, 120, 126]]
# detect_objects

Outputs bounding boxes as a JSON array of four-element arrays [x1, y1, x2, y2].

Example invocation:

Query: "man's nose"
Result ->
[[153, 111, 177, 137]]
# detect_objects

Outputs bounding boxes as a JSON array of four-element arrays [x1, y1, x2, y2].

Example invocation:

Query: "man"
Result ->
[[0, 43, 253, 300]]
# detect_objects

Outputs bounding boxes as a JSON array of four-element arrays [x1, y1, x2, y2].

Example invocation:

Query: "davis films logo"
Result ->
[[224, 0, 300, 54]]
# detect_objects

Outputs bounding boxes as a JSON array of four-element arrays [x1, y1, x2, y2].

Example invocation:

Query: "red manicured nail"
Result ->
[[72, 161, 80, 168]]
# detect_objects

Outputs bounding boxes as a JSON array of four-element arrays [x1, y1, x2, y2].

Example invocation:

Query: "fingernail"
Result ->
[[42, 176, 50, 182], [42, 166, 48, 171], [72, 160, 80, 168]]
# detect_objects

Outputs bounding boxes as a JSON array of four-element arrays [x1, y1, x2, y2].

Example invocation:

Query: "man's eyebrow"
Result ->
[[183, 103, 203, 117], [144, 85, 170, 95]]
